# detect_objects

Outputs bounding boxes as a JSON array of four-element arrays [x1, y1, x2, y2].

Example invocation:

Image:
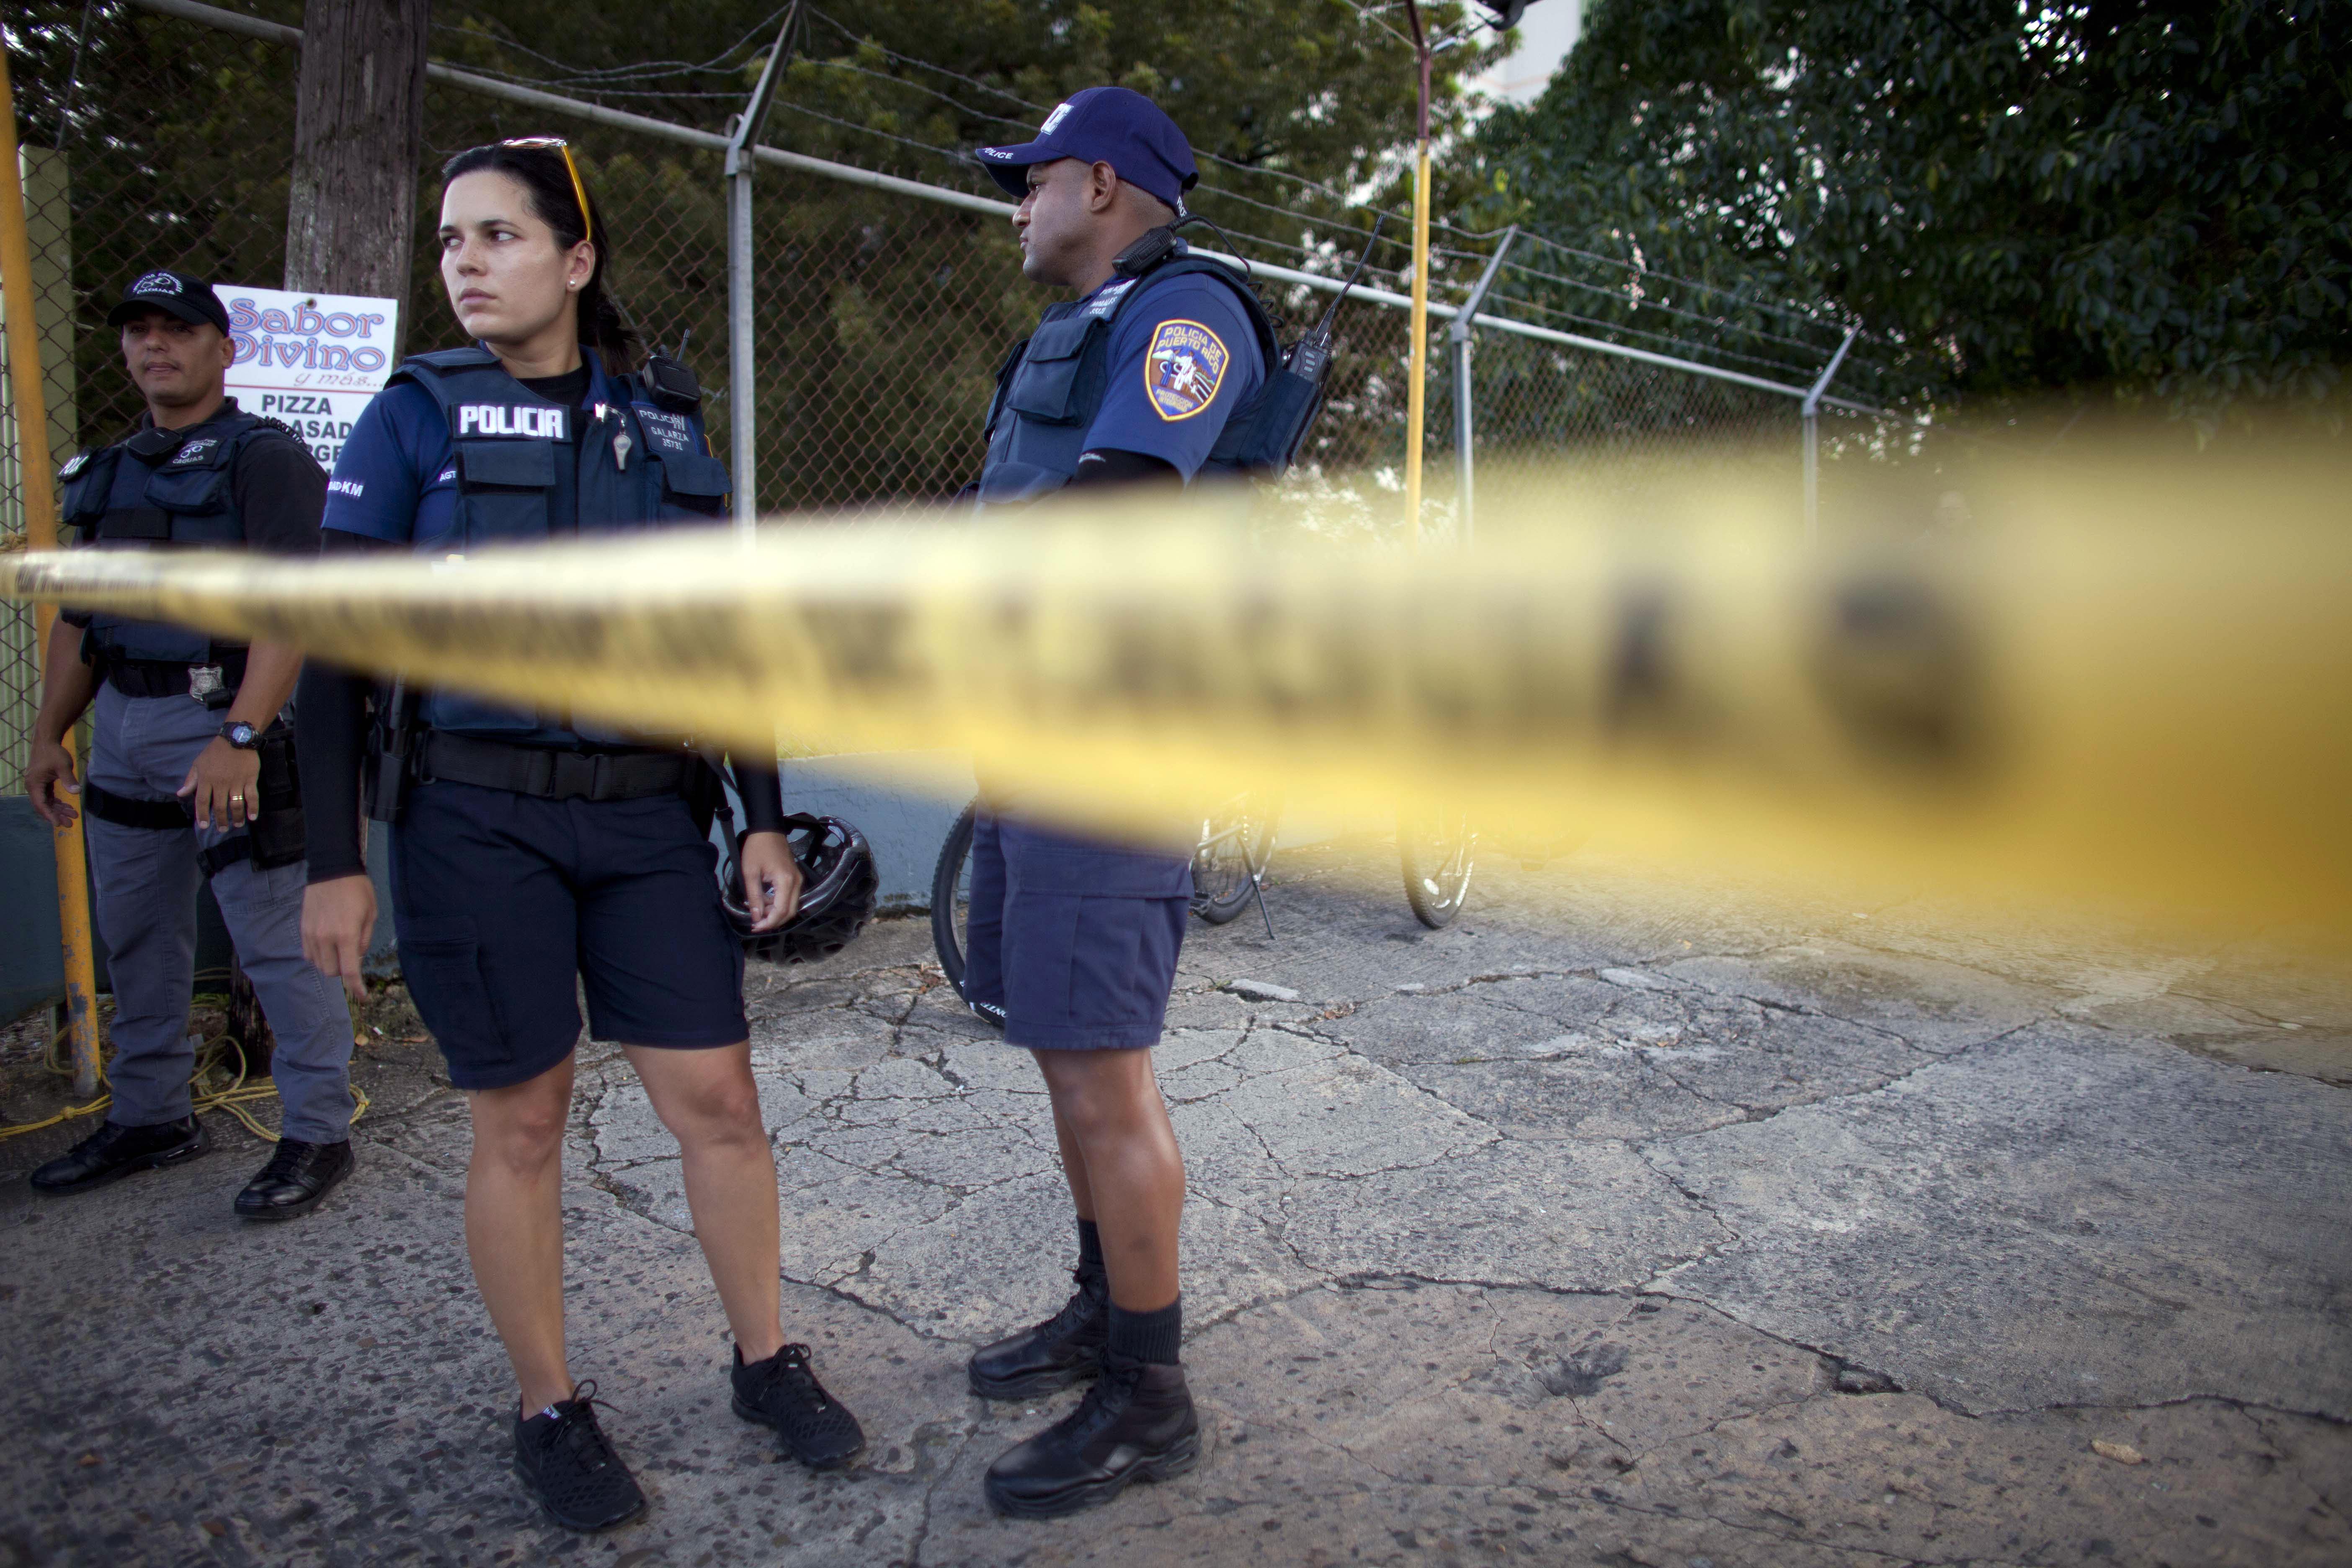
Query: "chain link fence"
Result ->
[[1, 0, 1900, 791]]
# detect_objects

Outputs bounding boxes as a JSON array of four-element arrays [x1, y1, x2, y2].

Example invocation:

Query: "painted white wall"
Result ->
[[1467, 1, 1582, 107]]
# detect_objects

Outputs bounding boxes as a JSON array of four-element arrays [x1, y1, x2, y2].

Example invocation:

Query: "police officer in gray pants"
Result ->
[[25, 270, 357, 1219]]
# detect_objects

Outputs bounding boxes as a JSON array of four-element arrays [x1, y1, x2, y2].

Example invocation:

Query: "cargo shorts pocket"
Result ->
[[395, 915, 516, 1073]]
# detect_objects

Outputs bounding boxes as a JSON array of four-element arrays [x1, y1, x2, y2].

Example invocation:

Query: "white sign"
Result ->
[[222, 285, 402, 470]]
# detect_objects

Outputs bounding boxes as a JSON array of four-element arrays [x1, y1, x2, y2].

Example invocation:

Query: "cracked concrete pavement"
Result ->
[[3, 837, 2347, 1566]]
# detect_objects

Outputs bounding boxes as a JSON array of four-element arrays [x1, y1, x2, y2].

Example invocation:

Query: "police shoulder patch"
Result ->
[[1143, 318, 1230, 423]]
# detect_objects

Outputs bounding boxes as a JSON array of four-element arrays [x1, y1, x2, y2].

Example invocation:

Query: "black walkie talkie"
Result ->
[[1253, 213, 1387, 474]]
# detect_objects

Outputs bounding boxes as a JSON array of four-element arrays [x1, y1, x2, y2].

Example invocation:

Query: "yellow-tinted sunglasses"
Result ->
[[500, 136, 592, 247]]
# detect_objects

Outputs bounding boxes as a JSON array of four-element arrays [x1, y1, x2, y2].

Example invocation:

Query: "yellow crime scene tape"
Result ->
[[7, 444, 2349, 942]]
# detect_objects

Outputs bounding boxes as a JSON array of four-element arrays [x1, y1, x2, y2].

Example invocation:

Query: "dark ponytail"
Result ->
[[441, 141, 639, 374]]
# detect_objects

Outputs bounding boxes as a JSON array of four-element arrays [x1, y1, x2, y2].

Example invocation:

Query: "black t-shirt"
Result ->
[[519, 365, 593, 537]]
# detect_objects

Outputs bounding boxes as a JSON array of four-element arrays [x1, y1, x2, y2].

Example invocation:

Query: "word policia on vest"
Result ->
[[456, 404, 569, 440], [9, 447, 2349, 945]]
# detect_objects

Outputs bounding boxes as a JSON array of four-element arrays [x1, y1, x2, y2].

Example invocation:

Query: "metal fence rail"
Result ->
[[0, 0, 1896, 792]]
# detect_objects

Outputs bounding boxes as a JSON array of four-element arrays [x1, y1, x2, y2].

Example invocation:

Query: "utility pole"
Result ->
[[284, 0, 431, 338]]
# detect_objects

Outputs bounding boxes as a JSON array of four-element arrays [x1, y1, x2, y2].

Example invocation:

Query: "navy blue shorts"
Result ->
[[962, 813, 1189, 1052], [389, 780, 748, 1091]]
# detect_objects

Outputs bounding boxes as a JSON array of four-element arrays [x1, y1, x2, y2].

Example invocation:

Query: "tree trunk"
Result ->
[[283, 0, 431, 346]]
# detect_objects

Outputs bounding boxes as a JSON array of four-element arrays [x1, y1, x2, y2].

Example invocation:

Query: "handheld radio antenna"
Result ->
[[1314, 212, 1390, 338]]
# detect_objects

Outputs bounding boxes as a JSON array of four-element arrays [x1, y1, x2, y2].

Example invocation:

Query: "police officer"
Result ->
[[960, 88, 1275, 1518], [293, 140, 864, 1532], [25, 271, 358, 1219]]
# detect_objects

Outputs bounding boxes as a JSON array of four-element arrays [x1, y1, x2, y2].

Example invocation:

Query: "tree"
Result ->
[[285, 0, 431, 323], [1471, 0, 2352, 424]]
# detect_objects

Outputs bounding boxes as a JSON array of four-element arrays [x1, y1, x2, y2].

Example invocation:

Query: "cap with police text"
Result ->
[[976, 87, 1197, 214], [106, 270, 232, 336]]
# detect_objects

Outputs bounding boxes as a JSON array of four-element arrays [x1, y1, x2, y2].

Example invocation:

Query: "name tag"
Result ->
[[456, 404, 567, 439], [634, 406, 694, 455], [1085, 279, 1137, 319]]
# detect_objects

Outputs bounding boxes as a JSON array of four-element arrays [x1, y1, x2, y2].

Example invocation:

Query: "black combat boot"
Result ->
[[234, 1137, 355, 1220], [968, 1267, 1110, 1398], [983, 1351, 1200, 1518], [31, 1115, 208, 1195]]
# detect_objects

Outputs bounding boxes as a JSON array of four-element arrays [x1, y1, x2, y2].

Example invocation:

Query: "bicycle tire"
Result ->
[[930, 799, 978, 995], [1400, 807, 1475, 930], [1191, 792, 1280, 926]]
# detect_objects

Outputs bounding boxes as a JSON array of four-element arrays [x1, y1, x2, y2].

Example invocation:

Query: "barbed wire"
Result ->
[[420, 9, 1888, 379]]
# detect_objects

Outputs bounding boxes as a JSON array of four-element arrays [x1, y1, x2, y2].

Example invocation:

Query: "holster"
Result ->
[[364, 679, 421, 824], [683, 753, 726, 839], [245, 723, 306, 869]]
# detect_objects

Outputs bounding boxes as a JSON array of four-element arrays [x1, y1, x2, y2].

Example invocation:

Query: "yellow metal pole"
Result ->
[[1404, 139, 1431, 547], [0, 49, 102, 1098], [1401, 5, 1433, 549]]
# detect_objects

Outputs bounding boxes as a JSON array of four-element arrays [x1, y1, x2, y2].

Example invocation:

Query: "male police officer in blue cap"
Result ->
[[959, 86, 1282, 1518], [25, 270, 358, 1218]]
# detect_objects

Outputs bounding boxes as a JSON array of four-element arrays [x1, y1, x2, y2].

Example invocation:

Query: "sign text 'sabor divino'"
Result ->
[[223, 286, 402, 470]]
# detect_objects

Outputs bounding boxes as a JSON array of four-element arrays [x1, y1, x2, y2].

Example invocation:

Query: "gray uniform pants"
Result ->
[[84, 683, 355, 1142]]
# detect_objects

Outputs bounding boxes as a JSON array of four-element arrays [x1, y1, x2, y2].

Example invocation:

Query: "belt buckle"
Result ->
[[188, 665, 224, 704]]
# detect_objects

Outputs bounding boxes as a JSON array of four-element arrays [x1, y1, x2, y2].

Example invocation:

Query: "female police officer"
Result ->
[[295, 140, 862, 1531]]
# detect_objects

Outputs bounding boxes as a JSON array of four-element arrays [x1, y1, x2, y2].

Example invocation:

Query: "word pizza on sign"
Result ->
[[224, 285, 403, 471]]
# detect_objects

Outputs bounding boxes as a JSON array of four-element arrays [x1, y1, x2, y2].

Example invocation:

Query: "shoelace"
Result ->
[[257, 1140, 312, 1182], [545, 1381, 623, 1471], [1054, 1356, 1146, 1442], [1031, 1273, 1105, 1338], [762, 1344, 832, 1410]]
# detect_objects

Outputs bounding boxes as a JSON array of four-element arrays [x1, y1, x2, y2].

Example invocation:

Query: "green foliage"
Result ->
[[1473, 0, 2352, 422]]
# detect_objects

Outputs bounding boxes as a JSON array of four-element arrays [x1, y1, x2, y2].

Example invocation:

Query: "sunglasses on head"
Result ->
[[499, 137, 592, 247]]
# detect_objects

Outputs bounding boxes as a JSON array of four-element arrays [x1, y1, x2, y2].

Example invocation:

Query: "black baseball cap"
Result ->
[[977, 86, 1198, 214], [106, 270, 232, 335]]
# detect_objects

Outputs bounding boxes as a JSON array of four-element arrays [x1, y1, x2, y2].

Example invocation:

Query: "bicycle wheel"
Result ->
[[929, 799, 978, 994], [1191, 792, 1280, 925], [1400, 806, 1475, 929]]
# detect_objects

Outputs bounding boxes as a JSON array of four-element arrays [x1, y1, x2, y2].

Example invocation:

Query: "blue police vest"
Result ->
[[56, 403, 286, 664], [389, 346, 731, 741], [978, 251, 1281, 506]]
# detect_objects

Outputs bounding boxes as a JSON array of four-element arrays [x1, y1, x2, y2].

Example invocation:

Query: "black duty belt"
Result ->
[[79, 779, 254, 879], [104, 655, 248, 702], [416, 732, 694, 802]]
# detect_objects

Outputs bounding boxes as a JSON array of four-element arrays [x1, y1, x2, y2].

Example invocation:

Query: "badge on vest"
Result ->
[[634, 405, 694, 456], [168, 438, 220, 466], [456, 405, 567, 439], [1145, 320, 1230, 422], [1085, 279, 1137, 320]]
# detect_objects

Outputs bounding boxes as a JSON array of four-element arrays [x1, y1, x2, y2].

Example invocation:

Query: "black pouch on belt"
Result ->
[[245, 722, 307, 869]]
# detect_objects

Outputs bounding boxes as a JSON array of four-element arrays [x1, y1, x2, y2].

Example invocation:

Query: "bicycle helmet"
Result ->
[[722, 812, 880, 964]]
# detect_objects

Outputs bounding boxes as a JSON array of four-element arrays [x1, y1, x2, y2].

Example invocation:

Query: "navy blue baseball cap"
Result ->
[[107, 269, 232, 335], [977, 87, 1198, 214]]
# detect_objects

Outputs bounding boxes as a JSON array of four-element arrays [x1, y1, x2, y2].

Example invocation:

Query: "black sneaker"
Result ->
[[234, 1137, 355, 1221], [969, 999, 1008, 1030], [731, 1343, 865, 1469], [967, 1271, 1108, 1399], [31, 1115, 208, 1195], [512, 1382, 646, 1532], [983, 1353, 1200, 1519]]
